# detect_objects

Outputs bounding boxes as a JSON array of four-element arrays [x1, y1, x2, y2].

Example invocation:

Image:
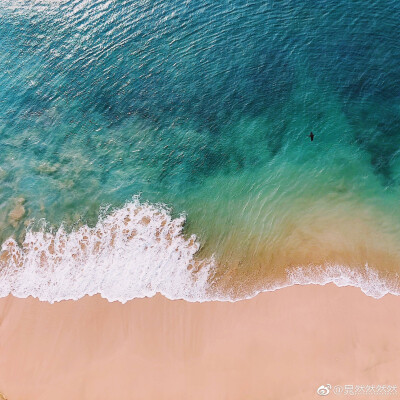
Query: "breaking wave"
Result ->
[[0, 198, 215, 303], [0, 199, 399, 303]]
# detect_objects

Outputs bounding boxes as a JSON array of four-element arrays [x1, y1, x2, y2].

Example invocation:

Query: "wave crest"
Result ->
[[1, 198, 399, 303], [0, 199, 214, 303]]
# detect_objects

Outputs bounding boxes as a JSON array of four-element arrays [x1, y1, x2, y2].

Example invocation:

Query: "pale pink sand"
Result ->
[[0, 284, 400, 400]]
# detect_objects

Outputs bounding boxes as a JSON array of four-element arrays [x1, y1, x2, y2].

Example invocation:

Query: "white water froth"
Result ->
[[0, 199, 399, 303], [218, 264, 400, 303], [283, 264, 400, 299], [0, 199, 215, 303]]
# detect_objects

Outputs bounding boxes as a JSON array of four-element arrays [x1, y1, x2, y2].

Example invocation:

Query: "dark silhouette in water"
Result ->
[[309, 132, 314, 141]]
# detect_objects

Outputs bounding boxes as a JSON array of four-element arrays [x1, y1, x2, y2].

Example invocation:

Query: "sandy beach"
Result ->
[[0, 283, 399, 400]]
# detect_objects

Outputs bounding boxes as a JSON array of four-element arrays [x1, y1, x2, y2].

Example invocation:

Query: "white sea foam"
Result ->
[[284, 264, 400, 299], [214, 264, 400, 303], [0, 198, 215, 303], [0, 198, 399, 303]]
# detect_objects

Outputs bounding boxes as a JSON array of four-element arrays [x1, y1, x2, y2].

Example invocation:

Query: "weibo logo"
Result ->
[[317, 384, 331, 396]]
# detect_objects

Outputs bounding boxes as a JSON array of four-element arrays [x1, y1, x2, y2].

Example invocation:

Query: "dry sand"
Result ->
[[0, 284, 400, 400]]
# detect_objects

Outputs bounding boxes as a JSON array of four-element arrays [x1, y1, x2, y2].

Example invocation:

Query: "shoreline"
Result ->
[[1, 283, 400, 399], [2, 198, 400, 303]]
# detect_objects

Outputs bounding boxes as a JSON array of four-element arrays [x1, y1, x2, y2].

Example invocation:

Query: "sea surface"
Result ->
[[0, 0, 400, 302]]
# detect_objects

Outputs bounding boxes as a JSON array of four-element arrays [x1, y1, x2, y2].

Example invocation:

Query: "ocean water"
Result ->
[[1, 0, 400, 302]]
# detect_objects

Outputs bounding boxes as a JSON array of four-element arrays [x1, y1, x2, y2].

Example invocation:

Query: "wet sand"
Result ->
[[0, 284, 400, 399]]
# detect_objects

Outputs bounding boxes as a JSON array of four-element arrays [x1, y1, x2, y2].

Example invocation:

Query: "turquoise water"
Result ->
[[1, 0, 400, 300]]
